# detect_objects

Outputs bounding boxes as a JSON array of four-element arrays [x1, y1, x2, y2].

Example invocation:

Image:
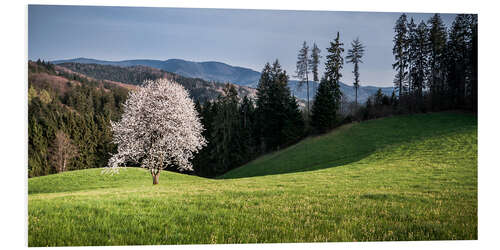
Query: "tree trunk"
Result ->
[[355, 87, 358, 108], [152, 170, 160, 185], [306, 75, 310, 121]]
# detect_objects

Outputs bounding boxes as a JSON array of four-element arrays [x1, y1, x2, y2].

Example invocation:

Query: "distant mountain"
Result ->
[[53, 58, 261, 87], [53, 58, 393, 103], [288, 80, 393, 104], [56, 62, 257, 103]]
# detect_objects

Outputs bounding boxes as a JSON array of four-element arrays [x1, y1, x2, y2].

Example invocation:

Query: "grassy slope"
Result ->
[[28, 112, 477, 246]]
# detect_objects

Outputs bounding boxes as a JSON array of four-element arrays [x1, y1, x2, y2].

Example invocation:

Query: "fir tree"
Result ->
[[413, 21, 430, 98], [295, 41, 311, 116], [469, 14, 478, 112], [325, 32, 345, 84], [311, 77, 338, 133], [393, 13, 409, 97], [346, 37, 365, 106], [427, 14, 448, 107], [211, 84, 241, 174], [310, 43, 322, 82], [256, 60, 304, 151], [311, 32, 344, 133], [239, 96, 256, 162], [407, 17, 417, 94], [447, 14, 471, 106]]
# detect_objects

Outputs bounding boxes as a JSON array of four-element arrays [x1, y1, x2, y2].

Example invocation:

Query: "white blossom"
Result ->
[[104, 78, 206, 175]]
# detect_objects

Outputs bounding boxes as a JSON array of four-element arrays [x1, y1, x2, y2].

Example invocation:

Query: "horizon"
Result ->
[[29, 5, 457, 87], [47, 57, 396, 89]]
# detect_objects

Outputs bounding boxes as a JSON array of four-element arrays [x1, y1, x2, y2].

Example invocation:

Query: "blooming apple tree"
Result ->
[[106, 78, 206, 184]]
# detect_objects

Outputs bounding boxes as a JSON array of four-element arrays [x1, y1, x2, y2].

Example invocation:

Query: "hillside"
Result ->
[[53, 58, 393, 103], [57, 62, 257, 102], [220, 112, 477, 178], [53, 58, 261, 86], [28, 112, 477, 246], [27, 60, 132, 177]]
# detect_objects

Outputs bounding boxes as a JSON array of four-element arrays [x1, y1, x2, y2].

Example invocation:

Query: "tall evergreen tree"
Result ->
[[310, 43, 322, 82], [427, 14, 448, 108], [239, 96, 257, 162], [407, 18, 417, 95], [311, 32, 343, 133], [211, 84, 241, 174], [393, 13, 409, 97], [469, 14, 478, 112], [346, 37, 365, 106], [257, 60, 304, 151], [413, 21, 430, 98], [295, 41, 311, 116], [374, 88, 384, 106], [311, 77, 338, 133], [447, 14, 471, 107], [192, 101, 218, 177], [325, 32, 345, 84]]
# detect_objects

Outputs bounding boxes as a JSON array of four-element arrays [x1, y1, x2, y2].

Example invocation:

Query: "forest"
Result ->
[[28, 13, 477, 178]]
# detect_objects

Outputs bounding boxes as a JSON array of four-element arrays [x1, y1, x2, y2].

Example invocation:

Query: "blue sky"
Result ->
[[28, 5, 457, 87]]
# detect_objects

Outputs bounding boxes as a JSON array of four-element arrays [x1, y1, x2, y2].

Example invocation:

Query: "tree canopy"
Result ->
[[106, 79, 207, 184]]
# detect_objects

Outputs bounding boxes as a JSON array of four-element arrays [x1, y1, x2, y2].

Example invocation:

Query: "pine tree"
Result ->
[[211, 84, 240, 174], [393, 13, 409, 97], [427, 14, 448, 108], [192, 101, 218, 177], [346, 37, 365, 106], [28, 119, 49, 177], [295, 41, 311, 116], [469, 14, 478, 112], [325, 32, 344, 84], [407, 18, 417, 95], [311, 77, 338, 133], [374, 88, 384, 106], [256, 60, 304, 151], [310, 43, 321, 82], [413, 21, 430, 98], [239, 96, 256, 162], [311, 32, 343, 133], [447, 14, 471, 107]]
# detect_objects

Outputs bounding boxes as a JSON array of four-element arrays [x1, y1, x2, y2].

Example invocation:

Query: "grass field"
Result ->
[[28, 112, 477, 246]]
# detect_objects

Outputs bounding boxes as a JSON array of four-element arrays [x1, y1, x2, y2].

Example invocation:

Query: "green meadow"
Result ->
[[28, 112, 477, 246]]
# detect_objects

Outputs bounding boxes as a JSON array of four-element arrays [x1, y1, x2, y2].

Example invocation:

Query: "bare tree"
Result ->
[[105, 79, 207, 184], [49, 130, 78, 173]]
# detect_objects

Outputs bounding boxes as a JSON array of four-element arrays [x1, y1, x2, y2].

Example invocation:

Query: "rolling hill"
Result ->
[[28, 112, 477, 246], [53, 58, 393, 103], [53, 58, 261, 87], [56, 62, 257, 102]]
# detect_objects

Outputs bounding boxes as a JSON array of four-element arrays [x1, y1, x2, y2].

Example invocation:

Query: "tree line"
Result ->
[[191, 13, 478, 177], [192, 32, 348, 176], [192, 61, 305, 177], [392, 13, 477, 113]]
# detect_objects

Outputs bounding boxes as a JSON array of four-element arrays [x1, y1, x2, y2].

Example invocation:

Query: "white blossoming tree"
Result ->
[[106, 78, 206, 184]]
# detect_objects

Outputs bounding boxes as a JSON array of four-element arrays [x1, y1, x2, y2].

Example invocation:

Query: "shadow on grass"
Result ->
[[218, 112, 477, 179]]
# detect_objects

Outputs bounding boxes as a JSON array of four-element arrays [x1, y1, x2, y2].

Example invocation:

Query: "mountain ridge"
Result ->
[[55, 62, 258, 103], [53, 58, 261, 87], [52, 57, 394, 103]]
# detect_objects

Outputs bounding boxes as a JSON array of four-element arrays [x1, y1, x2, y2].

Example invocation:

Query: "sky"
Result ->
[[28, 5, 457, 87]]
